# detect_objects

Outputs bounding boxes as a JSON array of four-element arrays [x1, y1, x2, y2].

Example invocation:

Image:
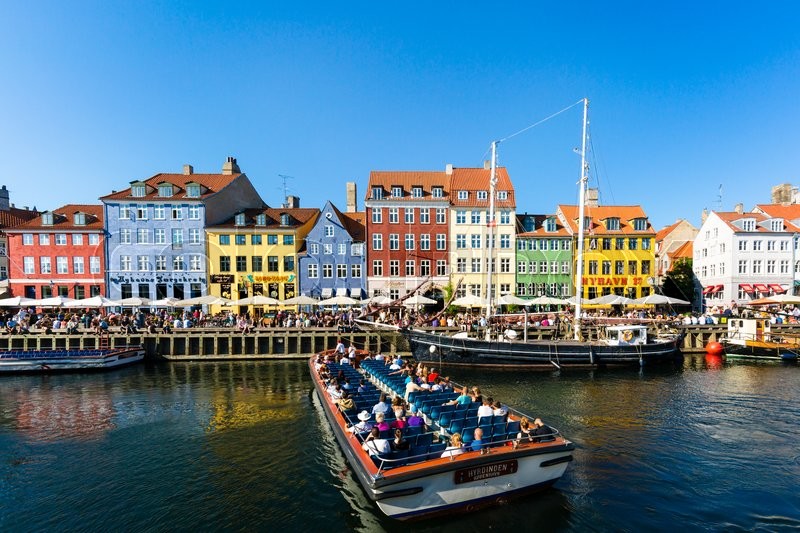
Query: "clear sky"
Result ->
[[1, 1, 798, 229]]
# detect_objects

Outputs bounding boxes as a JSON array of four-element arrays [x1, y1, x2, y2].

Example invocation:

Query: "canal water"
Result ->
[[1, 357, 798, 532]]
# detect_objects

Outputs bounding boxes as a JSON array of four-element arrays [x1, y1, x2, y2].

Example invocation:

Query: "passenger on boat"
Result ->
[[533, 418, 555, 442], [391, 429, 410, 451], [337, 392, 355, 412], [390, 413, 407, 430], [515, 417, 534, 447], [427, 367, 439, 383], [348, 411, 374, 434], [404, 377, 426, 401], [339, 351, 350, 365], [362, 427, 391, 456], [443, 386, 471, 407], [430, 377, 444, 392], [477, 397, 494, 423], [441, 433, 464, 458], [406, 406, 426, 430], [471, 427, 485, 453], [357, 379, 368, 394], [371, 393, 391, 415], [374, 412, 391, 432], [335, 338, 346, 355], [471, 387, 483, 405], [493, 400, 509, 418]]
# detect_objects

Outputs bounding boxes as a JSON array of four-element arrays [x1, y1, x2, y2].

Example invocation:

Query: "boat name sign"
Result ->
[[455, 459, 518, 484]]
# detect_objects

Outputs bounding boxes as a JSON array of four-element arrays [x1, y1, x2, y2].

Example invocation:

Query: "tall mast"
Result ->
[[486, 140, 498, 318], [573, 98, 589, 340]]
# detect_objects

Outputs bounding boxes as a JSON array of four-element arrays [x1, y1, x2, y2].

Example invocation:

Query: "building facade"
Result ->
[[0, 185, 38, 283], [515, 214, 573, 298], [99, 158, 264, 301], [364, 169, 451, 300], [297, 201, 365, 299], [6, 205, 106, 299], [655, 219, 697, 283], [206, 205, 319, 315]]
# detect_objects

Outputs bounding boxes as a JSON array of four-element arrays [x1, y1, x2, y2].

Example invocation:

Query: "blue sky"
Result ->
[[1, 1, 798, 229]]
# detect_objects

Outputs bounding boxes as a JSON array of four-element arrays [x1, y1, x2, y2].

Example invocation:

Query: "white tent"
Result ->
[[149, 297, 180, 307], [64, 296, 122, 308], [174, 295, 232, 306], [0, 296, 36, 307], [527, 295, 567, 306], [117, 296, 152, 306], [631, 294, 691, 306], [30, 296, 77, 307], [497, 294, 531, 306], [229, 295, 281, 306], [367, 295, 393, 305], [403, 294, 437, 307], [760, 293, 800, 305], [451, 295, 487, 307], [282, 295, 319, 306], [587, 294, 635, 305]]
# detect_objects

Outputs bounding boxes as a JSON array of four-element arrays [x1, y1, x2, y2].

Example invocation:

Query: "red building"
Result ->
[[6, 205, 106, 299], [364, 169, 451, 300]]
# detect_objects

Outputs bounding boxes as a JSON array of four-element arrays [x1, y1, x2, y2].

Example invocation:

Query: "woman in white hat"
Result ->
[[348, 410, 374, 434]]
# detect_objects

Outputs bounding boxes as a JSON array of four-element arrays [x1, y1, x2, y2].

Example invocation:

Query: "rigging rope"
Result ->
[[498, 99, 585, 144]]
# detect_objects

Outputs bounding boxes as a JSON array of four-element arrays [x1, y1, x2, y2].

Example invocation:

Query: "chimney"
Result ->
[[0, 185, 9, 211], [183, 164, 194, 175], [586, 188, 599, 208], [484, 160, 491, 170], [734, 203, 744, 214], [222, 156, 240, 175], [701, 208, 709, 223], [445, 163, 453, 175], [346, 182, 357, 213], [286, 195, 300, 209], [771, 183, 794, 205]]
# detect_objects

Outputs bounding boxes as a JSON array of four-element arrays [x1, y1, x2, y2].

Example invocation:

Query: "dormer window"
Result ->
[[41, 212, 54, 226], [281, 214, 291, 226], [234, 213, 246, 226], [432, 187, 443, 198], [74, 213, 86, 226], [770, 219, 784, 231], [132, 184, 147, 197], [583, 217, 592, 230], [256, 214, 266, 226], [632, 218, 647, 231], [412, 186, 423, 198], [158, 184, 173, 197], [186, 184, 201, 198], [458, 191, 468, 200], [497, 191, 508, 200], [372, 187, 383, 200], [545, 218, 557, 232], [606, 217, 620, 231], [477, 191, 487, 201], [391, 186, 403, 198], [741, 219, 756, 231]]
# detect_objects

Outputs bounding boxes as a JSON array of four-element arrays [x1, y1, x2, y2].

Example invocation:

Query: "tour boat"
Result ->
[[721, 317, 800, 361], [311, 349, 574, 520], [0, 346, 145, 373]]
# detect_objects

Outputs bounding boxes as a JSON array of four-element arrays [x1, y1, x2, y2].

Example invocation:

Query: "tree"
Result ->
[[664, 258, 695, 303]]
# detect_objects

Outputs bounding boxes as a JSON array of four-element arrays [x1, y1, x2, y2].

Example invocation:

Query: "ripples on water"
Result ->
[[0, 357, 798, 532]]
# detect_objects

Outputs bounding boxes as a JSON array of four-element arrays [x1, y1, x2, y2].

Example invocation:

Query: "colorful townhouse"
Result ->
[[297, 198, 366, 300], [515, 213, 573, 298], [99, 157, 264, 301], [6, 204, 106, 299], [449, 164, 516, 300], [694, 206, 796, 307], [557, 193, 656, 300], [0, 185, 38, 283], [205, 202, 319, 316], [364, 169, 451, 301], [654, 219, 697, 284]]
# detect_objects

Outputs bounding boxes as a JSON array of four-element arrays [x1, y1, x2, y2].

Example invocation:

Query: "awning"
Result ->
[[711, 285, 723, 294], [739, 284, 754, 293], [769, 284, 787, 294], [350, 288, 365, 299], [702, 286, 714, 295], [321, 288, 333, 298], [754, 283, 769, 292], [336, 287, 349, 297]]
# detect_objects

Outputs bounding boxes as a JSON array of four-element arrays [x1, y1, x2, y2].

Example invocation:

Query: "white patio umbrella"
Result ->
[[117, 296, 152, 307], [367, 295, 393, 305], [64, 296, 122, 308], [587, 294, 635, 305], [0, 296, 36, 307], [497, 294, 532, 306], [403, 294, 437, 307], [174, 295, 232, 306], [282, 295, 319, 306], [451, 295, 487, 307], [763, 293, 800, 305], [31, 296, 77, 307], [563, 295, 587, 305], [527, 295, 567, 306], [318, 295, 359, 306], [149, 297, 179, 307], [631, 294, 690, 306], [229, 295, 281, 306]]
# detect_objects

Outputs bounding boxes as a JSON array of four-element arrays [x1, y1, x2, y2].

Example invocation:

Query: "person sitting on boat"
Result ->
[[404, 376, 427, 401], [427, 367, 439, 383], [406, 406, 426, 430], [348, 411, 374, 434], [493, 400, 509, 419], [339, 351, 351, 365], [374, 412, 391, 432], [443, 386, 471, 407], [337, 391, 355, 412], [430, 377, 444, 392], [357, 379, 368, 394], [532, 418, 555, 442], [471, 427, 485, 453], [390, 412, 407, 430], [371, 393, 391, 415], [441, 432, 465, 459], [391, 429, 410, 451], [477, 398, 494, 424], [362, 427, 391, 456], [515, 417, 534, 448], [471, 387, 483, 405]]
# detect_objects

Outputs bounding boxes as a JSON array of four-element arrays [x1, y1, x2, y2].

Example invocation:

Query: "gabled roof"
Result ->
[[655, 221, 682, 241], [9, 204, 104, 232], [752, 203, 800, 221], [670, 241, 693, 259], [516, 214, 571, 237], [557, 205, 653, 235], [329, 203, 366, 241], [712, 211, 800, 233], [100, 172, 241, 201], [0, 206, 38, 229], [366, 171, 450, 201], [208, 207, 319, 229], [449, 167, 515, 208]]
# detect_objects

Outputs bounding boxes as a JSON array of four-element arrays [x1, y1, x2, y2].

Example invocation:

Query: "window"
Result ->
[[602, 261, 611, 275], [173, 256, 185, 271], [497, 191, 508, 200], [150, 229, 164, 245], [155, 255, 167, 271], [186, 184, 201, 198], [738, 240, 747, 251], [252, 256, 263, 271], [220, 256, 231, 272], [780, 240, 789, 251], [268, 235, 278, 245], [120, 205, 131, 219], [392, 186, 403, 198], [606, 218, 620, 230], [753, 240, 762, 251], [55, 234, 67, 245], [517, 261, 527, 274], [540, 261, 548, 274], [172, 229, 183, 245], [602, 238, 612, 250], [404, 208, 414, 224], [456, 211, 467, 224], [628, 238, 638, 250], [471, 234, 481, 248], [352, 243, 364, 256], [471, 211, 481, 224], [412, 186, 423, 198], [738, 260, 747, 274], [324, 244, 333, 255], [136, 205, 147, 220], [615, 260, 625, 275], [458, 190, 468, 200], [39, 234, 50, 245], [752, 260, 762, 274], [390, 260, 400, 276], [456, 234, 466, 248], [456, 258, 466, 273], [477, 191, 487, 201], [308, 263, 318, 278], [405, 234, 415, 250], [471, 258, 481, 273], [420, 208, 430, 224], [268, 256, 279, 272], [766, 260, 775, 274], [372, 260, 383, 276], [389, 234, 399, 250], [337, 264, 347, 278], [420, 234, 430, 250], [120, 255, 132, 271], [154, 205, 165, 219], [437, 260, 447, 276], [371, 187, 383, 199], [23, 257, 34, 274], [236, 256, 247, 272], [634, 218, 648, 231], [642, 238, 651, 250], [372, 207, 382, 223], [137, 228, 149, 244], [351, 264, 361, 278], [90, 256, 101, 274], [780, 259, 789, 274], [72, 234, 83, 246], [389, 208, 399, 224], [500, 258, 510, 273], [500, 211, 510, 225], [436, 209, 446, 224], [120, 229, 132, 244], [641, 261, 651, 275], [284, 256, 295, 272], [254, 213, 266, 226], [188, 205, 201, 220], [137, 255, 149, 271], [628, 261, 638, 275], [741, 219, 755, 231], [325, 225, 334, 237], [562, 261, 570, 274], [500, 235, 510, 249], [284, 235, 294, 245], [323, 264, 333, 278], [40, 256, 51, 274], [235, 235, 246, 245], [436, 234, 446, 250], [172, 207, 182, 220], [588, 260, 598, 275], [157, 184, 172, 197], [405, 260, 415, 276], [337, 243, 346, 255], [432, 187, 443, 198], [420, 259, 430, 276]]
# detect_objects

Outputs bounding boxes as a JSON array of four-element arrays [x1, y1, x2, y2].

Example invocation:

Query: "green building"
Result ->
[[515, 214, 573, 298]]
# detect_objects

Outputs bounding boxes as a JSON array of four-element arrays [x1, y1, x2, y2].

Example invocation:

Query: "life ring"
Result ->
[[622, 330, 633, 342]]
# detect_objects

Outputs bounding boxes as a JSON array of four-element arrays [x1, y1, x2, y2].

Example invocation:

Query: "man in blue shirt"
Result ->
[[471, 427, 485, 453]]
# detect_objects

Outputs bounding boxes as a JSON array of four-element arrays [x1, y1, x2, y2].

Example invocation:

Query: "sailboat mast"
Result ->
[[573, 98, 589, 340], [486, 140, 498, 318]]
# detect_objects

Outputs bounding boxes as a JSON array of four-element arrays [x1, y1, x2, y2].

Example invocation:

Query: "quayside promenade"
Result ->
[[1, 323, 789, 359]]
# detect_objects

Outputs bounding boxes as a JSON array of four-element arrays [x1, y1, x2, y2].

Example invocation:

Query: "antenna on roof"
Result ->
[[715, 184, 723, 211], [278, 174, 295, 208]]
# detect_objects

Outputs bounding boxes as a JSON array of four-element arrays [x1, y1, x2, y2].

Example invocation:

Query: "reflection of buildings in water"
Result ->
[[12, 386, 116, 442]]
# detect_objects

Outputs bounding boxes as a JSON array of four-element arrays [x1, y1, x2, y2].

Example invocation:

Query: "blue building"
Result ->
[[298, 200, 366, 299], [99, 158, 264, 300]]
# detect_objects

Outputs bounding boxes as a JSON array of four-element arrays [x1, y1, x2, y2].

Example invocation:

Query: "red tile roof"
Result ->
[[713, 211, 800, 233], [557, 204, 654, 235], [753, 203, 800, 221], [449, 167, 515, 208], [366, 171, 451, 201], [8, 204, 104, 232], [670, 240, 693, 259], [99, 173, 241, 201], [655, 220, 682, 241], [208, 207, 320, 229], [0, 206, 39, 229]]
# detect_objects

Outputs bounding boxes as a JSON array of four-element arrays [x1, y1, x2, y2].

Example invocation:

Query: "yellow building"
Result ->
[[557, 202, 656, 300], [205, 206, 319, 316]]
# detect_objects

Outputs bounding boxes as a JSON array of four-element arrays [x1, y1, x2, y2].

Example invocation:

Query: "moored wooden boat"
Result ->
[[311, 349, 574, 520], [0, 346, 145, 373], [722, 318, 800, 361]]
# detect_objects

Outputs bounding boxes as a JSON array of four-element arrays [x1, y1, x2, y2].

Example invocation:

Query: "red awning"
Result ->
[[711, 285, 723, 293], [702, 286, 714, 295], [754, 283, 769, 292], [739, 284, 754, 293], [769, 284, 786, 294]]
